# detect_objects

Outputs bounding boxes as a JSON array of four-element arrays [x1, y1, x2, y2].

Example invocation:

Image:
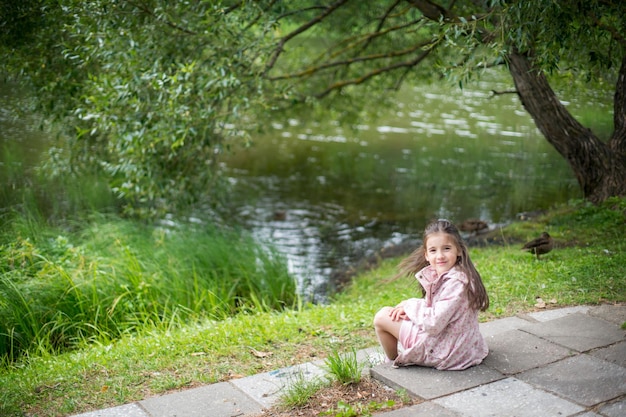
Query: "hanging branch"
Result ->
[[267, 37, 434, 81], [314, 48, 433, 98], [357, 0, 405, 53], [264, 0, 351, 74], [127, 0, 197, 35]]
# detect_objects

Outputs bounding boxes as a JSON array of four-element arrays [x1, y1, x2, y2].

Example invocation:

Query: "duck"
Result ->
[[272, 210, 287, 221], [459, 219, 489, 235], [521, 232, 553, 259]]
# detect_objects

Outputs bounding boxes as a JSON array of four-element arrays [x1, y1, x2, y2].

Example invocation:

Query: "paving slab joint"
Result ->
[[514, 313, 540, 323]]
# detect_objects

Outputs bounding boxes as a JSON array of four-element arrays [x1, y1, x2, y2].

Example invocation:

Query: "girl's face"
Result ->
[[425, 232, 459, 276]]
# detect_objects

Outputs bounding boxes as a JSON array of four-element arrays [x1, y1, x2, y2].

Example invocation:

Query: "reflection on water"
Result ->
[[222, 80, 599, 301], [1, 78, 610, 303]]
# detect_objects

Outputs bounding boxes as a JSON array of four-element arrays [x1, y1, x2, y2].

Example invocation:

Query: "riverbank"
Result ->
[[1, 198, 625, 416]]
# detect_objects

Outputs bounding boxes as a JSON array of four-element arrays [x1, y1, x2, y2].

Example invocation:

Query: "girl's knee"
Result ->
[[373, 306, 393, 327]]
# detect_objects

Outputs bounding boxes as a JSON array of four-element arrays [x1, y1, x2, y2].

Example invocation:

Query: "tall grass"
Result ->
[[0, 213, 297, 362], [324, 348, 364, 385], [0, 139, 298, 363]]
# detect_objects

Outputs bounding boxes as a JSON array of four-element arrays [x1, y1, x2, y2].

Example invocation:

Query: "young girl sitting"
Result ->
[[373, 219, 489, 370]]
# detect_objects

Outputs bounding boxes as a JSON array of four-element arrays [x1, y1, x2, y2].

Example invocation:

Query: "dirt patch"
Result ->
[[251, 377, 420, 417]]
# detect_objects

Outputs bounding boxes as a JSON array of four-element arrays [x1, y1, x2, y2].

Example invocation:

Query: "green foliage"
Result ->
[[474, 198, 626, 315], [0, 199, 624, 416], [264, 1, 624, 103], [320, 399, 396, 417], [503, 0, 625, 77], [0, 213, 297, 362], [324, 348, 364, 385], [279, 372, 329, 408], [3, 1, 625, 218], [0, 1, 47, 47], [337, 198, 626, 318], [2, 0, 279, 218]]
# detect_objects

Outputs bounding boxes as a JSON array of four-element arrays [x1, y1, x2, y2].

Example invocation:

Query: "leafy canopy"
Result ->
[[1, 0, 623, 217], [2, 0, 280, 217]]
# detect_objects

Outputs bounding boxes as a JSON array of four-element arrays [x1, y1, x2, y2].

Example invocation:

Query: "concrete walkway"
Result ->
[[73, 304, 626, 417]]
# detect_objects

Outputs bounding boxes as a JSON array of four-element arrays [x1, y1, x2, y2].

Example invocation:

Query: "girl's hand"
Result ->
[[389, 306, 407, 321]]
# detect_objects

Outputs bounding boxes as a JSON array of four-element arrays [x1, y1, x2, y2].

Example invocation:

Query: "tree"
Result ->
[[1, 0, 278, 217], [2, 0, 624, 217], [260, 0, 626, 203]]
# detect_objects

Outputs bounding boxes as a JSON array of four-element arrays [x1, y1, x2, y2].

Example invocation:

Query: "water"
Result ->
[[220, 79, 608, 301], [1, 78, 611, 302]]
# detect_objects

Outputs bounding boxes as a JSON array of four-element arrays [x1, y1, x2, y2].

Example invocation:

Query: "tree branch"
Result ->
[[329, 17, 424, 62], [274, 6, 330, 22], [127, 0, 197, 35], [490, 89, 517, 96], [264, 0, 351, 74], [359, 0, 405, 52], [314, 48, 433, 98], [404, 0, 454, 21], [611, 54, 626, 154], [589, 12, 626, 48], [267, 39, 433, 81], [243, 0, 279, 31]]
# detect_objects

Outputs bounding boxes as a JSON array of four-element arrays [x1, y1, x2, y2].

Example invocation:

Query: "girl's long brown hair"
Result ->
[[396, 219, 489, 311]]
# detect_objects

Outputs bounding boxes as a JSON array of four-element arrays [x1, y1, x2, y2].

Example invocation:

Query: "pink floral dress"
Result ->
[[393, 265, 488, 370]]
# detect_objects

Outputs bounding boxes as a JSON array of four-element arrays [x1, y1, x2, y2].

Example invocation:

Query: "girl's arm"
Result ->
[[389, 298, 420, 321], [389, 306, 406, 321], [401, 277, 468, 335]]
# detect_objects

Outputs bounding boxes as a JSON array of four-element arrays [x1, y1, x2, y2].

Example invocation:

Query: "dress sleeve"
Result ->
[[401, 277, 467, 336]]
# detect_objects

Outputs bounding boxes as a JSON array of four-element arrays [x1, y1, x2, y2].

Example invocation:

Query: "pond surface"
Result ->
[[221, 78, 611, 301], [1, 77, 612, 302]]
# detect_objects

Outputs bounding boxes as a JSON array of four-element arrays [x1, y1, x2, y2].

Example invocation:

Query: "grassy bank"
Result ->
[[0, 213, 297, 363], [1, 198, 625, 416]]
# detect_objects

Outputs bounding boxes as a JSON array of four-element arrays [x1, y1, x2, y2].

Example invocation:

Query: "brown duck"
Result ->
[[522, 232, 553, 259], [459, 219, 489, 235]]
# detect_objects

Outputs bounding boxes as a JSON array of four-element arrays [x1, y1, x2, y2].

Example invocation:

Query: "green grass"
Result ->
[[0, 198, 625, 416], [0, 212, 297, 363], [279, 372, 329, 409], [319, 399, 397, 417], [324, 348, 364, 385]]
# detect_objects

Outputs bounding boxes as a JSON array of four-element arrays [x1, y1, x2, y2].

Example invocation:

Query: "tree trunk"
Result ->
[[507, 51, 626, 203]]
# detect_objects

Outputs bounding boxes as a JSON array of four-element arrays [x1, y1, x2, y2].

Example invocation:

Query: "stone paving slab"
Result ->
[[140, 382, 262, 417], [478, 316, 531, 338], [433, 377, 585, 417], [482, 329, 573, 374], [526, 305, 591, 322], [373, 401, 460, 417], [72, 403, 149, 417], [598, 398, 626, 417], [230, 361, 327, 408], [588, 304, 626, 325], [370, 363, 504, 400], [517, 355, 626, 407], [521, 313, 625, 352], [68, 305, 626, 417], [589, 340, 626, 367]]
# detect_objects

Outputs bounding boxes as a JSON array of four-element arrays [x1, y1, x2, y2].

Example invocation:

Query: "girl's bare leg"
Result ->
[[373, 307, 403, 360]]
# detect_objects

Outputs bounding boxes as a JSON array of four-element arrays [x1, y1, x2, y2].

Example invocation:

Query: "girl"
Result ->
[[373, 219, 489, 370]]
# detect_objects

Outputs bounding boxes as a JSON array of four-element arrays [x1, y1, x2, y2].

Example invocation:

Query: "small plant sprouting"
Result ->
[[278, 371, 328, 408], [320, 399, 396, 417], [395, 388, 411, 405], [324, 348, 365, 385]]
